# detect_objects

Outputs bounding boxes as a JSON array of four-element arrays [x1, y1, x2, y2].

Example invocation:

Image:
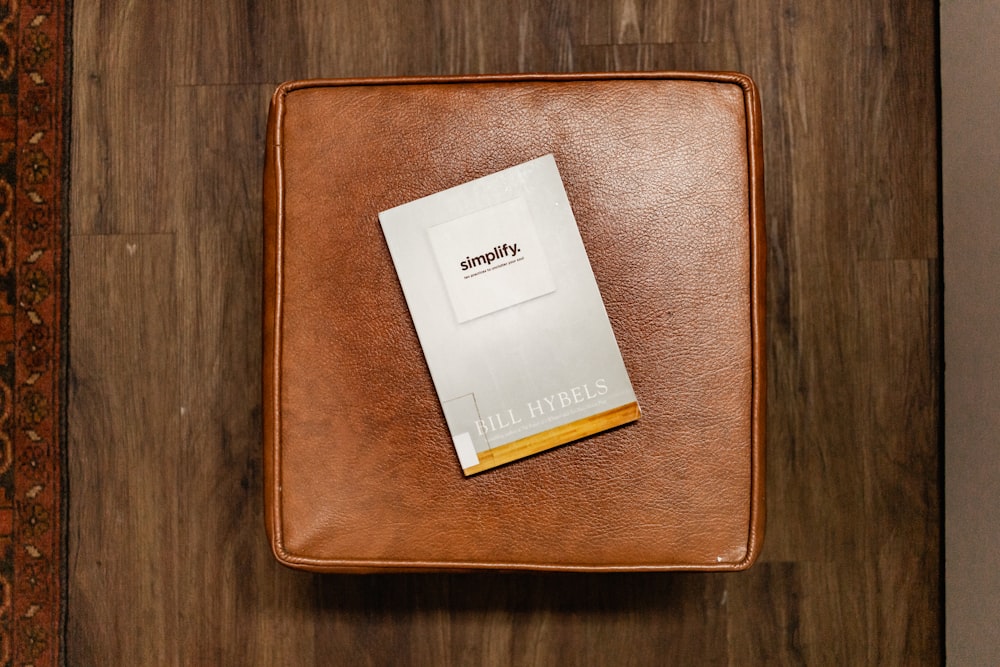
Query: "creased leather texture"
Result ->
[[263, 72, 766, 572]]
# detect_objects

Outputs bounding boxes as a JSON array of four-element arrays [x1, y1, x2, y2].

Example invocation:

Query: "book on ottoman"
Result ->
[[378, 154, 640, 476], [263, 72, 766, 572]]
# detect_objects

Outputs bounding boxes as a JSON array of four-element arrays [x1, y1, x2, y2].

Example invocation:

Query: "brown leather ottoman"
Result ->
[[263, 72, 765, 572]]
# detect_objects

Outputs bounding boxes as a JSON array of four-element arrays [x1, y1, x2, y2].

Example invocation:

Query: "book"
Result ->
[[379, 154, 640, 475]]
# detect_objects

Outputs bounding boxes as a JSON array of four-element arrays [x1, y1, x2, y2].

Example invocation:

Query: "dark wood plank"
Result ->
[[168, 84, 293, 660], [70, 3, 185, 235], [728, 561, 876, 665], [856, 259, 940, 661], [308, 573, 728, 665], [67, 0, 941, 663], [67, 234, 181, 662]]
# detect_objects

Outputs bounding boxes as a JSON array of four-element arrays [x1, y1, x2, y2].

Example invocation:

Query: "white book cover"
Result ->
[[379, 154, 639, 475]]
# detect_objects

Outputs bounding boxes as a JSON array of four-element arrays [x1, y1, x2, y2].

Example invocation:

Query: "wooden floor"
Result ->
[[67, 1, 941, 664]]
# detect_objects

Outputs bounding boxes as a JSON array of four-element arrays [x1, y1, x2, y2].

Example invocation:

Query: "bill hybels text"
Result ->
[[474, 379, 609, 436]]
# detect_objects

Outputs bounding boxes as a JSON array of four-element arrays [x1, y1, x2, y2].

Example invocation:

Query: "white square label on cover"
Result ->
[[427, 197, 556, 323]]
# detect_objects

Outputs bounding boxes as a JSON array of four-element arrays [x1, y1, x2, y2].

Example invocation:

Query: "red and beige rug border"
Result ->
[[0, 0, 70, 664]]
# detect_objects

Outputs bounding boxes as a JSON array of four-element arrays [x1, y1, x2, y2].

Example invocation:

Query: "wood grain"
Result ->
[[68, 0, 940, 664], [68, 235, 181, 663]]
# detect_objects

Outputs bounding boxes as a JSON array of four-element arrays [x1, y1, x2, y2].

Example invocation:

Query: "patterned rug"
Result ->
[[0, 0, 70, 664]]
